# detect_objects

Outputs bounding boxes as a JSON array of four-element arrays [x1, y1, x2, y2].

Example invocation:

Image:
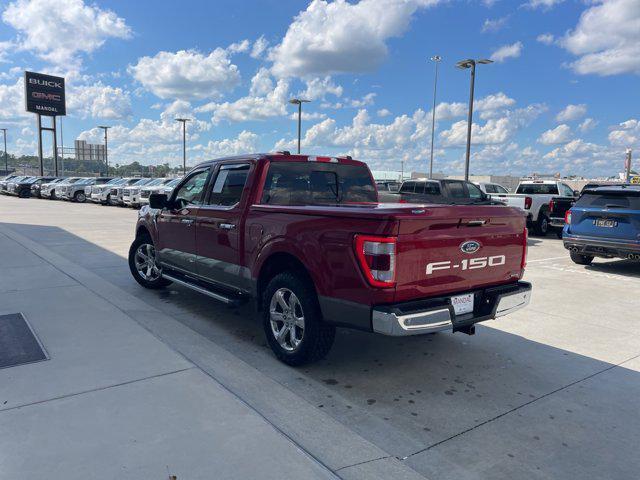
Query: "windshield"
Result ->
[[133, 178, 152, 186], [165, 178, 180, 187], [261, 162, 377, 206], [145, 178, 165, 186], [105, 178, 123, 185]]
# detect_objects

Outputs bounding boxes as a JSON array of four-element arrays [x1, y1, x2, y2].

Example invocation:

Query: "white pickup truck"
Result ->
[[492, 180, 579, 235]]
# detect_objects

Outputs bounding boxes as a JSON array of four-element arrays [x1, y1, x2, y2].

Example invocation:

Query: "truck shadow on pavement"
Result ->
[[4, 222, 640, 480]]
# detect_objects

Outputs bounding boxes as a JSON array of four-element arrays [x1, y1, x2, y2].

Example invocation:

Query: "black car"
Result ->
[[12, 176, 58, 198], [379, 178, 499, 205]]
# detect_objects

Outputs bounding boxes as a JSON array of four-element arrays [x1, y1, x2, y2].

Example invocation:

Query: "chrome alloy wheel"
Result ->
[[269, 288, 305, 352], [134, 243, 161, 281]]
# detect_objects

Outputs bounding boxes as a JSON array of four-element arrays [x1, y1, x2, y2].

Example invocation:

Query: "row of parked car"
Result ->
[[0, 174, 180, 208]]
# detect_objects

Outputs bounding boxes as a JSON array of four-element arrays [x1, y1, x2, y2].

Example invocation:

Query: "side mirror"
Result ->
[[149, 193, 168, 209], [573, 190, 580, 197]]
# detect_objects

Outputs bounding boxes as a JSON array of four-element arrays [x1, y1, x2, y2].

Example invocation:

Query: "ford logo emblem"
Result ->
[[460, 240, 481, 254]]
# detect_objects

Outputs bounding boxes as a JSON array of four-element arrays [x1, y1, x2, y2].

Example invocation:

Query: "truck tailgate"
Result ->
[[394, 205, 526, 303]]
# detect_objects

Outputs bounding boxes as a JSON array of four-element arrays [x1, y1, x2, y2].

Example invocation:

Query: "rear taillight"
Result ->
[[565, 210, 572, 225], [524, 196, 532, 209], [353, 235, 396, 288], [521, 227, 528, 271], [549, 199, 555, 213]]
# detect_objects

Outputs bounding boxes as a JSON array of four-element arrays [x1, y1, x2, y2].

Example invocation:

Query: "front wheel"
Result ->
[[128, 235, 172, 289], [262, 272, 335, 366], [74, 191, 86, 203], [570, 251, 594, 265]]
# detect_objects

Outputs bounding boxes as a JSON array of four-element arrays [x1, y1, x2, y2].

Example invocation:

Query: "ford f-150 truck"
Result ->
[[128, 153, 531, 365]]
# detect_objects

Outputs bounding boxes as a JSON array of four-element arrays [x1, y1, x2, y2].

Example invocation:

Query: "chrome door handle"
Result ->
[[219, 223, 236, 230], [181, 218, 194, 226]]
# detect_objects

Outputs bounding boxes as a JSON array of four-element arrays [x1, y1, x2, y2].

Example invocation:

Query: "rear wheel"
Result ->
[[262, 272, 335, 366], [534, 213, 549, 236], [128, 234, 171, 289], [74, 191, 86, 203], [570, 251, 594, 265]]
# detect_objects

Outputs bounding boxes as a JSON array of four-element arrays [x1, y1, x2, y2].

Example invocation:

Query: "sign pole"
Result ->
[[52, 116, 58, 176], [37, 114, 44, 175]]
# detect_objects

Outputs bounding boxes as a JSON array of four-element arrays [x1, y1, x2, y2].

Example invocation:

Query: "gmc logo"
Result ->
[[29, 78, 62, 89], [32, 92, 61, 101]]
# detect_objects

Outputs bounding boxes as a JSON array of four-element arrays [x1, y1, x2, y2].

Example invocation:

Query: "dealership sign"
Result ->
[[24, 71, 66, 116]]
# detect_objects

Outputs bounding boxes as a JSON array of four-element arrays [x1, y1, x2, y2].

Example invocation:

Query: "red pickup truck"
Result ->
[[128, 153, 531, 365]]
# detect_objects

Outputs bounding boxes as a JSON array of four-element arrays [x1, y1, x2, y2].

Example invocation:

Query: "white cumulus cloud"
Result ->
[[269, 0, 442, 77], [556, 104, 587, 122], [608, 119, 640, 147], [2, 0, 131, 69], [67, 83, 132, 119], [129, 48, 241, 100], [561, 0, 640, 76], [490, 41, 523, 63], [538, 124, 572, 145]]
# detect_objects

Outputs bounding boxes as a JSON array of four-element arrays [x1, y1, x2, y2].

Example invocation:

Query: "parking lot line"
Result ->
[[527, 255, 569, 263]]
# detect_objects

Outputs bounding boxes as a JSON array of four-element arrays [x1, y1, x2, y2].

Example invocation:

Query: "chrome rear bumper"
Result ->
[[372, 282, 531, 336]]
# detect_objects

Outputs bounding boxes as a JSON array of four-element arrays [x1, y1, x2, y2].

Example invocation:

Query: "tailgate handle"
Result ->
[[462, 220, 487, 227]]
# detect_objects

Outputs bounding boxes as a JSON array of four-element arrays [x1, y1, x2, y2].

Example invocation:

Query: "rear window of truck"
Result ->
[[516, 183, 559, 195], [261, 162, 377, 205]]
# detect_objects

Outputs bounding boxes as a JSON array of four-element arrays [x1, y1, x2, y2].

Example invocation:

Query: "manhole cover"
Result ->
[[0, 313, 48, 369]]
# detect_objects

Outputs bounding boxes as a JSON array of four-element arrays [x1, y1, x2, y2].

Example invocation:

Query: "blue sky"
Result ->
[[0, 0, 638, 177]]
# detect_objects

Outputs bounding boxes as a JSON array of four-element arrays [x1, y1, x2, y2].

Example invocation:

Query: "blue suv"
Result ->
[[563, 185, 640, 265]]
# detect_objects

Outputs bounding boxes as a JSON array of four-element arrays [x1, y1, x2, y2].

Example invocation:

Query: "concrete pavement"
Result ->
[[0, 226, 341, 480]]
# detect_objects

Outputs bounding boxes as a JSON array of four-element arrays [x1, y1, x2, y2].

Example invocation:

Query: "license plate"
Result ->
[[594, 219, 617, 228], [451, 293, 474, 315]]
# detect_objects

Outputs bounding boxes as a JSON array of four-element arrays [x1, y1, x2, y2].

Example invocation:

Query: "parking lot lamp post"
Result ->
[[456, 58, 493, 180], [175, 118, 191, 175], [1, 128, 7, 174], [289, 99, 310, 154], [98, 126, 110, 177], [429, 55, 441, 179]]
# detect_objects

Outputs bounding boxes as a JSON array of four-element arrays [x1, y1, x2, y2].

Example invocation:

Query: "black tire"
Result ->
[[74, 191, 87, 203], [555, 228, 563, 239], [534, 213, 549, 236], [570, 251, 594, 265], [128, 234, 172, 289], [18, 190, 29, 198], [262, 272, 335, 366]]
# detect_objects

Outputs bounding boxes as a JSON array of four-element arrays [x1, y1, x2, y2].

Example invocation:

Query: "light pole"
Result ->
[[456, 58, 493, 180], [289, 98, 310, 154], [98, 126, 110, 177], [429, 55, 441, 179], [1, 128, 7, 174], [175, 118, 191, 175]]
